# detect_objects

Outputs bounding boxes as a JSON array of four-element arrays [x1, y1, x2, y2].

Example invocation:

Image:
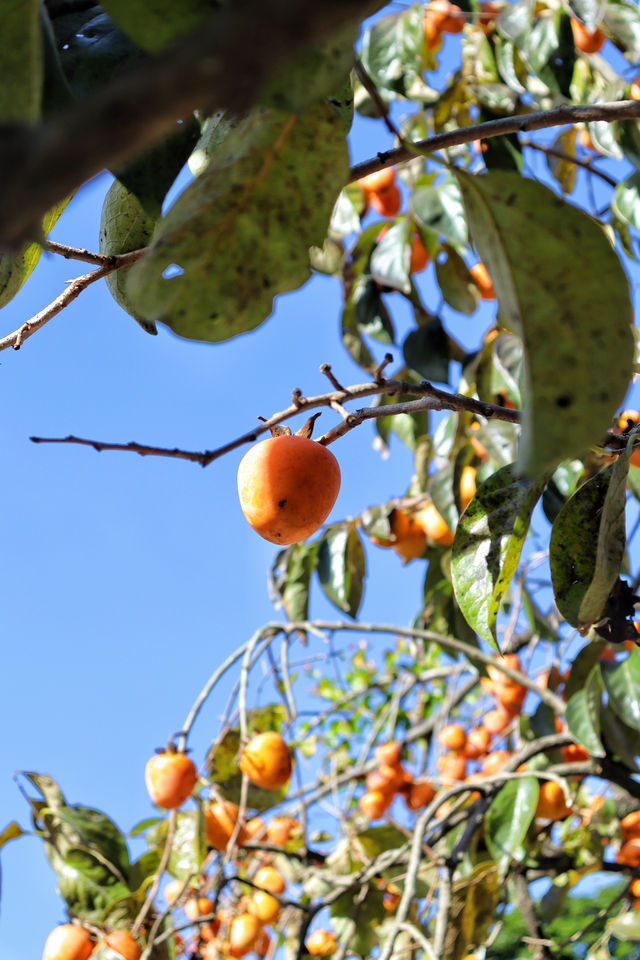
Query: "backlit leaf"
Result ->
[[127, 104, 348, 342], [451, 463, 549, 649], [1, 0, 41, 124], [435, 246, 479, 315], [565, 666, 605, 757], [601, 648, 640, 732], [0, 197, 69, 310], [456, 170, 634, 476], [485, 775, 539, 878]]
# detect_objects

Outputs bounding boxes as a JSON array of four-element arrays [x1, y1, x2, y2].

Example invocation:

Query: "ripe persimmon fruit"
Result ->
[[439, 723, 467, 752], [483, 705, 513, 735], [415, 502, 454, 547], [249, 890, 281, 925], [369, 184, 402, 217], [481, 750, 510, 775], [437, 752, 467, 782], [536, 781, 571, 820], [614, 409, 640, 467], [239, 731, 292, 791], [228, 913, 261, 957], [266, 816, 299, 845], [97, 931, 142, 960], [184, 896, 214, 922], [381, 508, 427, 561], [618, 838, 640, 867], [622, 810, 640, 838], [374, 741, 402, 766], [463, 726, 492, 759], [306, 930, 338, 956], [405, 779, 436, 810], [237, 434, 340, 545], [470, 262, 495, 299], [254, 929, 270, 958], [145, 749, 197, 810], [359, 789, 392, 819], [410, 234, 429, 273], [357, 167, 396, 195], [459, 465, 477, 511], [204, 799, 247, 850], [43, 925, 93, 960], [253, 866, 286, 895], [571, 17, 605, 53]]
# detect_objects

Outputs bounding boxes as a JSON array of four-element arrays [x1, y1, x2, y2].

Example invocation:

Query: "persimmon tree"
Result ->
[[5, 1, 640, 959]]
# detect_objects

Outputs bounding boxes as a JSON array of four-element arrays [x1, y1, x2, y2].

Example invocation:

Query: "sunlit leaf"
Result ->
[[485, 776, 539, 878], [435, 246, 479, 315], [451, 463, 549, 649], [600, 706, 640, 771], [601, 648, 640, 732], [565, 666, 605, 757], [456, 170, 634, 476]]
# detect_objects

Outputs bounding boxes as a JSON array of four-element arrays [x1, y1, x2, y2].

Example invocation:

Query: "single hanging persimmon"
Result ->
[[145, 746, 197, 809], [239, 731, 292, 790], [43, 925, 93, 960], [96, 931, 142, 960], [237, 422, 340, 545], [204, 798, 247, 849]]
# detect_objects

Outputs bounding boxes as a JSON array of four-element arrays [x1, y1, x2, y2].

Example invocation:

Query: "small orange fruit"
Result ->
[[415, 502, 454, 547], [266, 816, 299, 846], [228, 913, 261, 957], [561, 742, 590, 763], [439, 723, 467, 752], [254, 929, 270, 958], [383, 883, 402, 913], [463, 726, 492, 759], [184, 897, 214, 922], [437, 752, 467, 782], [374, 741, 402, 766], [618, 838, 640, 867], [483, 705, 513, 735], [405, 779, 436, 811], [145, 750, 197, 809], [470, 262, 495, 299], [357, 167, 396, 195], [630, 877, 640, 898], [387, 508, 427, 561], [481, 750, 510, 775], [253, 866, 285, 895], [245, 816, 266, 839], [359, 789, 392, 819], [249, 890, 281, 925], [571, 17, 605, 53], [632, 72, 640, 100], [621, 810, 640, 838], [614, 410, 640, 467], [204, 799, 247, 851], [237, 435, 340, 545], [536, 781, 571, 820], [459, 465, 477, 511], [164, 878, 186, 904], [239, 732, 292, 791], [97, 932, 142, 960], [410, 234, 429, 273], [306, 930, 338, 956], [43, 925, 93, 960], [369, 185, 402, 217]]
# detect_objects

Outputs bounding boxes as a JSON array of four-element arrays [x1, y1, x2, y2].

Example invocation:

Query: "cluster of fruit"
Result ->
[[43, 926, 141, 960]]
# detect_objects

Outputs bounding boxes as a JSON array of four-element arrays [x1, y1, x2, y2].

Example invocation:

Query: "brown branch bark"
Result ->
[[30, 375, 520, 462], [348, 100, 640, 182], [0, 0, 383, 249]]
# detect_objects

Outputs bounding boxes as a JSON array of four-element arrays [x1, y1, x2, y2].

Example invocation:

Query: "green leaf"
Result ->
[[603, 0, 640, 58], [485, 776, 539, 878], [403, 318, 450, 383], [568, 0, 600, 31], [600, 706, 640, 771], [126, 104, 348, 342], [607, 909, 640, 942], [148, 809, 207, 881], [0, 196, 69, 310], [1, 0, 42, 124], [98, 0, 212, 52], [601, 648, 640, 732], [456, 170, 634, 477], [565, 641, 607, 701], [99, 179, 158, 335], [451, 463, 548, 649], [352, 278, 395, 344], [547, 129, 578, 195], [356, 825, 408, 859], [542, 459, 583, 525], [370, 221, 411, 294], [317, 523, 366, 618], [612, 173, 640, 230], [435, 246, 479, 315], [549, 460, 627, 630], [411, 178, 468, 254], [54, 11, 144, 97], [269, 542, 318, 622], [331, 887, 385, 957], [565, 667, 605, 757], [360, 3, 426, 98]]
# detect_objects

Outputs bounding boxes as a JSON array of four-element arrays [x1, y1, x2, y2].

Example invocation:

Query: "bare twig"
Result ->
[[520, 138, 618, 189], [43, 240, 115, 266], [354, 58, 403, 142], [0, 248, 146, 352], [30, 375, 520, 462]]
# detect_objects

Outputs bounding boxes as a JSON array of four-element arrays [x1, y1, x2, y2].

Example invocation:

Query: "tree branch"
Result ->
[[0, 248, 146, 351], [348, 100, 640, 182], [29, 372, 520, 461], [520, 138, 619, 189], [0, 0, 383, 249]]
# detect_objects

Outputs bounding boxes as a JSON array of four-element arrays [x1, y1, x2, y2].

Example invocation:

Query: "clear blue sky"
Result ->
[[1, 13, 638, 960]]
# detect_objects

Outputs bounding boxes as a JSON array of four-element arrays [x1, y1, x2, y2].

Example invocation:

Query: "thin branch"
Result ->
[[0, 248, 146, 352], [520, 138, 619, 189], [30, 374, 520, 462], [353, 57, 403, 142], [348, 100, 640, 182], [43, 239, 115, 266]]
